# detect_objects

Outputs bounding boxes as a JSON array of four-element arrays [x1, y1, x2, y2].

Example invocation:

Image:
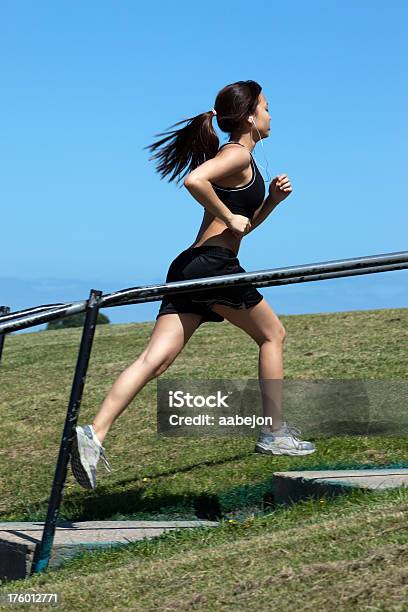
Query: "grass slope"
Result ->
[[0, 307, 407, 607]]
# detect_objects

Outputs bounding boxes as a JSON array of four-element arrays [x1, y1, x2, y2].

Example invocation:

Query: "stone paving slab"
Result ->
[[272, 468, 408, 505], [0, 520, 219, 582]]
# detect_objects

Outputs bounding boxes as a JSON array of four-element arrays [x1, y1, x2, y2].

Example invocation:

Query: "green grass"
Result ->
[[1, 489, 408, 609], [0, 307, 407, 608]]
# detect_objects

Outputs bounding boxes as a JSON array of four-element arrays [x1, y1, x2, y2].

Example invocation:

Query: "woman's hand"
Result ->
[[268, 174, 293, 205], [226, 214, 252, 237]]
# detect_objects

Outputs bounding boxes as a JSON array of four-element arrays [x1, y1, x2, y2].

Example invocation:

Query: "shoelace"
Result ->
[[99, 447, 112, 473], [279, 422, 302, 439]]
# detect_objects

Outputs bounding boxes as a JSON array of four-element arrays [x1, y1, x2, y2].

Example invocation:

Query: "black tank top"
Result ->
[[211, 141, 265, 219]]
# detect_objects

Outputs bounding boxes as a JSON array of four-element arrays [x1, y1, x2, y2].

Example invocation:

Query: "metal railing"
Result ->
[[1, 248, 407, 575]]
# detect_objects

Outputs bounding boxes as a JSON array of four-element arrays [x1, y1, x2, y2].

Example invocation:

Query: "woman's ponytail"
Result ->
[[144, 80, 262, 188]]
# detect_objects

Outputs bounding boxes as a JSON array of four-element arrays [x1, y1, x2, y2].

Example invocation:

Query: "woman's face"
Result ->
[[252, 93, 271, 139]]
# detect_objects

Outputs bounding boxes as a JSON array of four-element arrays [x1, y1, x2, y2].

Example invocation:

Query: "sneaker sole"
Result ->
[[70, 428, 95, 489], [254, 444, 316, 456]]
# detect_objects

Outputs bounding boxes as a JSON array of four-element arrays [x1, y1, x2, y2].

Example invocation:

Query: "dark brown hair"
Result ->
[[144, 79, 262, 188]]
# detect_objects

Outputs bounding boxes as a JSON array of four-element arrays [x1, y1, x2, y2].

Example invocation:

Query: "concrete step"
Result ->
[[0, 519, 220, 582], [273, 468, 408, 505]]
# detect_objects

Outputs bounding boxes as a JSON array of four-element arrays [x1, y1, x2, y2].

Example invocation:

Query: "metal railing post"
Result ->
[[0, 306, 10, 363], [30, 289, 103, 575]]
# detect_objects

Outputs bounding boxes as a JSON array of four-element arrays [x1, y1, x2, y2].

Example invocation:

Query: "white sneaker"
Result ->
[[255, 421, 316, 456], [70, 424, 112, 489]]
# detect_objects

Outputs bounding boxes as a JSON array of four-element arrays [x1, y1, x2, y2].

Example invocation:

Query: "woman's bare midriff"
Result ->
[[188, 210, 244, 256]]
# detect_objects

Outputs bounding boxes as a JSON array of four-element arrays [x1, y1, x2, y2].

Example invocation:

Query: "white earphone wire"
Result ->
[[250, 118, 272, 182]]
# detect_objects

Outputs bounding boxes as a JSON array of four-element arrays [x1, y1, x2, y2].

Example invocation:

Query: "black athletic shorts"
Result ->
[[156, 245, 264, 326]]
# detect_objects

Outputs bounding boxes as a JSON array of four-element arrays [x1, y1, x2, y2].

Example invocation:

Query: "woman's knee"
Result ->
[[140, 353, 173, 378], [261, 324, 286, 345], [258, 303, 286, 344]]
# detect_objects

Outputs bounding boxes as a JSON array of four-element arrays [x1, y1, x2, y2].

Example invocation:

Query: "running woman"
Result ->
[[70, 80, 315, 490]]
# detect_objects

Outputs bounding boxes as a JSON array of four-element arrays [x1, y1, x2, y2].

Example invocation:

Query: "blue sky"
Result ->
[[1, 0, 407, 334]]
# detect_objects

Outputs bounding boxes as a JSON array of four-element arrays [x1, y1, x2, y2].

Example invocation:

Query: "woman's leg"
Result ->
[[91, 312, 203, 444], [210, 299, 286, 431]]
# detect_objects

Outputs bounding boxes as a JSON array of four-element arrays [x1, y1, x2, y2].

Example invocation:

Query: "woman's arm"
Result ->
[[184, 178, 234, 225], [184, 146, 254, 237], [246, 194, 280, 234]]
